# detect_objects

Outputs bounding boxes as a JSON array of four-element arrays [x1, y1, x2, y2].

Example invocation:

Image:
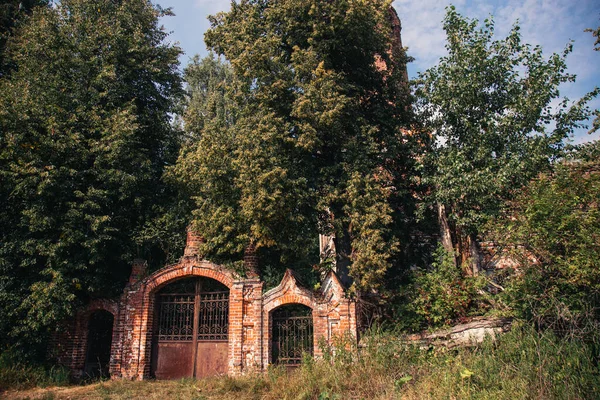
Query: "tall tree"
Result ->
[[0, 0, 49, 76], [182, 53, 237, 139], [0, 0, 182, 350], [172, 0, 414, 293], [415, 6, 598, 275]]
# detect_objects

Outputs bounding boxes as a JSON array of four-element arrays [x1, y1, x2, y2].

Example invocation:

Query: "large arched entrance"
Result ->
[[151, 277, 229, 379], [271, 304, 313, 365], [84, 310, 114, 378]]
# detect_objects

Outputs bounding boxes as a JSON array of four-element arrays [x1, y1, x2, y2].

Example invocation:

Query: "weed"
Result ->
[[4, 324, 599, 399]]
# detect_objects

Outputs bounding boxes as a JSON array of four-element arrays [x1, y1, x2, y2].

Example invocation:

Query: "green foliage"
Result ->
[[0, 0, 49, 76], [182, 53, 237, 139], [0, 0, 182, 349], [488, 145, 600, 336], [585, 18, 600, 132], [6, 325, 600, 399], [586, 17, 600, 51], [0, 350, 70, 390], [415, 7, 598, 265], [173, 0, 415, 292], [402, 245, 486, 329]]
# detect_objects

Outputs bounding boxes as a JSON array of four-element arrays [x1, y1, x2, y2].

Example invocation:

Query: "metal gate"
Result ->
[[152, 278, 229, 379], [271, 305, 313, 365]]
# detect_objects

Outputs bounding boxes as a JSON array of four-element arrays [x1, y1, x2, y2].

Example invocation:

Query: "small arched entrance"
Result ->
[[151, 277, 229, 379], [271, 304, 313, 365], [84, 310, 114, 378]]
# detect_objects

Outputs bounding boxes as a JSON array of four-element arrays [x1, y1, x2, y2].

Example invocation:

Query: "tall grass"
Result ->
[[0, 352, 70, 391], [266, 324, 600, 400], [4, 324, 599, 399]]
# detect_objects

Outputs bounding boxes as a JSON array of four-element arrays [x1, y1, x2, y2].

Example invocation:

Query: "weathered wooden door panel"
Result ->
[[152, 278, 230, 379], [194, 342, 228, 378], [154, 342, 194, 380]]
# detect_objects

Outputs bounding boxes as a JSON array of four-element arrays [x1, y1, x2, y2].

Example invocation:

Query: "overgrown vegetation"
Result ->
[[398, 245, 488, 330], [0, 0, 599, 396], [414, 6, 599, 276], [0, 0, 182, 355], [0, 351, 69, 391], [4, 326, 599, 399], [172, 0, 417, 294], [487, 141, 600, 338]]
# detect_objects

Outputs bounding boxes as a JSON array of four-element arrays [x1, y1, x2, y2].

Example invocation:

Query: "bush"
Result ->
[[488, 153, 600, 340], [399, 245, 486, 330], [0, 351, 70, 391]]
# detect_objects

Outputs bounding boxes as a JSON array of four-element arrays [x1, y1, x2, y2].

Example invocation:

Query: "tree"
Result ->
[[415, 7, 598, 275], [0, 0, 49, 76], [172, 0, 414, 293], [0, 0, 182, 352], [182, 53, 237, 139]]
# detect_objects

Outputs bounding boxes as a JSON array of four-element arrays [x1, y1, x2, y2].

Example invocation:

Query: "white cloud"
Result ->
[[393, 0, 600, 142]]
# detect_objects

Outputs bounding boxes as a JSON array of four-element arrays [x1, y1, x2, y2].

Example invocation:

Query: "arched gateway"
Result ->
[[50, 231, 357, 380], [152, 277, 230, 379]]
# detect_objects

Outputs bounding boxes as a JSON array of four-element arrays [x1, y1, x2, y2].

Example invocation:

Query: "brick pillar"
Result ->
[[243, 243, 259, 279], [313, 305, 328, 358], [228, 282, 244, 375], [129, 259, 147, 285], [240, 281, 264, 372], [110, 294, 126, 378], [184, 227, 205, 257]]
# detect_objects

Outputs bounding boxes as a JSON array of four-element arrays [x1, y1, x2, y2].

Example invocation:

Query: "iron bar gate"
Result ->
[[271, 305, 313, 365]]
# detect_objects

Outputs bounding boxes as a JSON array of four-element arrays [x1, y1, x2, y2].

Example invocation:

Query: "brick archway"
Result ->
[[262, 270, 317, 367], [134, 261, 237, 379], [49, 299, 118, 378], [109, 264, 355, 379], [144, 261, 236, 294]]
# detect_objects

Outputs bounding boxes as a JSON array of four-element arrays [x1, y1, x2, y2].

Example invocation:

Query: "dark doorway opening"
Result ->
[[84, 310, 114, 378], [151, 277, 229, 379], [271, 304, 313, 365]]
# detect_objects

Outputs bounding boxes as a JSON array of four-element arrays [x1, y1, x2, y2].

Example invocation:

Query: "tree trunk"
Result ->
[[333, 227, 353, 289], [467, 233, 482, 276], [437, 203, 457, 267]]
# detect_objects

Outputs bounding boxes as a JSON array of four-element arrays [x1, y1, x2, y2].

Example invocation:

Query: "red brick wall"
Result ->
[[49, 299, 118, 378], [53, 254, 357, 380]]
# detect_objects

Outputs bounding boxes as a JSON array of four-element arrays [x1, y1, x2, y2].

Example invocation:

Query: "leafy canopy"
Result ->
[[173, 0, 413, 292], [0, 0, 182, 347], [415, 6, 598, 248], [488, 142, 600, 334]]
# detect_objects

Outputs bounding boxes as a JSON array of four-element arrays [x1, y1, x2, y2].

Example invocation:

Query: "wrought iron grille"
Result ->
[[272, 307, 313, 365], [157, 294, 195, 341], [198, 291, 229, 341], [156, 279, 230, 343]]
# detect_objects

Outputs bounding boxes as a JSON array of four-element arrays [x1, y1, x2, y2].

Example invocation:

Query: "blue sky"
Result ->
[[159, 0, 600, 144]]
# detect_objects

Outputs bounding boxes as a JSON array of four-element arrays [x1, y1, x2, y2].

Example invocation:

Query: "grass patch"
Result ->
[[4, 324, 599, 399], [0, 357, 69, 391]]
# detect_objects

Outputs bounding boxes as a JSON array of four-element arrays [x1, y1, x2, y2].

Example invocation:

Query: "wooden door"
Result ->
[[152, 279, 229, 379]]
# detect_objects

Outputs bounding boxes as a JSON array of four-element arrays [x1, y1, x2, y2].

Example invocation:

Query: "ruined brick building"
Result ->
[[48, 7, 406, 380], [50, 229, 357, 379]]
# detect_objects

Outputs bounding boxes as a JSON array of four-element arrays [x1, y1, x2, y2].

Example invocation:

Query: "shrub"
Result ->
[[0, 350, 69, 391], [400, 245, 486, 329]]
